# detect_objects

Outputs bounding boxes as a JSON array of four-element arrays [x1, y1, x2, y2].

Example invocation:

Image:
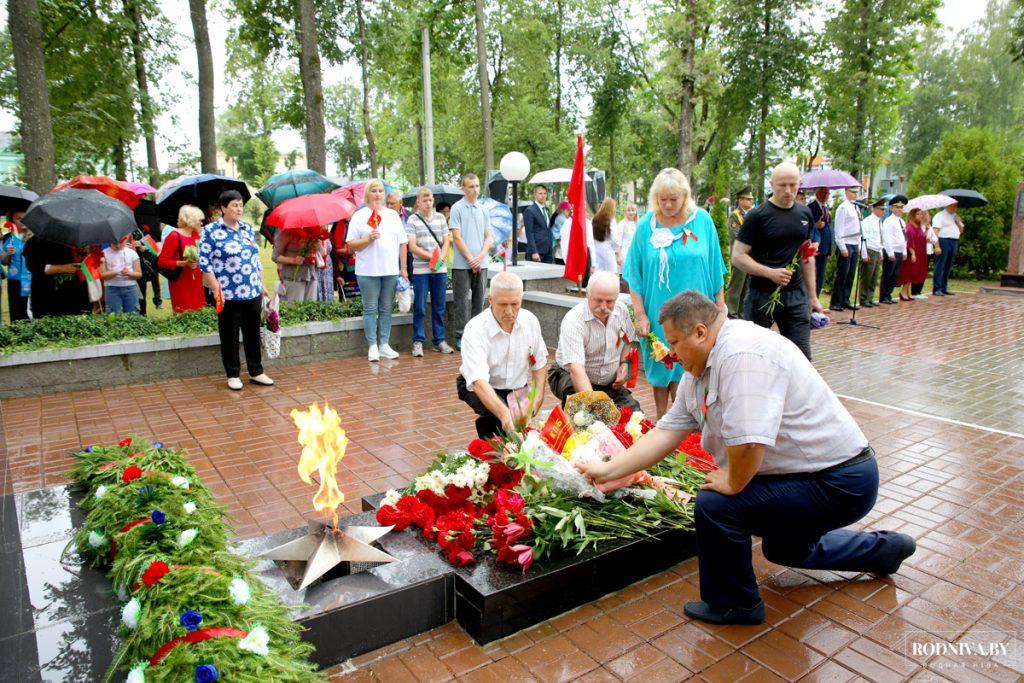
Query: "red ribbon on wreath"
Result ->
[[149, 627, 248, 666], [625, 346, 640, 389]]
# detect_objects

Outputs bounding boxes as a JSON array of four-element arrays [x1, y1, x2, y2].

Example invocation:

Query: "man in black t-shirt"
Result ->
[[732, 162, 824, 359]]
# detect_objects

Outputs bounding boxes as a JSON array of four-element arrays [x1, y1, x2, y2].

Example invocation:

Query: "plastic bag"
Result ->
[[518, 431, 606, 501], [260, 327, 281, 359], [261, 294, 281, 359], [396, 276, 413, 313]]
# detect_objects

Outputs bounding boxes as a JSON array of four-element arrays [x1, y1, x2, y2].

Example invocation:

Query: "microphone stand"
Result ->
[[838, 202, 880, 330]]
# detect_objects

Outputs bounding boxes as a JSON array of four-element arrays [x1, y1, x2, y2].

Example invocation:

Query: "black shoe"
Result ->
[[847, 304, 860, 310], [876, 532, 917, 575], [684, 600, 765, 625], [829, 305, 845, 312], [933, 290, 945, 296], [881, 298, 894, 304], [944, 291, 955, 296]]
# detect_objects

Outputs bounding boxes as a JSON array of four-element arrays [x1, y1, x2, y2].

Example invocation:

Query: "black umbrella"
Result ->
[[0, 184, 39, 214], [155, 173, 250, 224], [22, 189, 137, 247], [940, 189, 989, 209], [401, 184, 464, 209]]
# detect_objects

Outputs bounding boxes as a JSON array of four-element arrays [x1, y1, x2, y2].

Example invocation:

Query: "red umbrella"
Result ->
[[265, 193, 357, 234], [53, 175, 141, 209]]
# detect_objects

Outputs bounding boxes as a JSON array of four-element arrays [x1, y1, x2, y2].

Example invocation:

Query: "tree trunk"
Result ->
[[296, 0, 327, 174], [676, 0, 697, 177], [7, 0, 55, 193], [849, 0, 871, 177], [474, 0, 494, 171], [608, 132, 616, 198], [755, 9, 770, 201], [124, 0, 159, 185], [554, 0, 563, 133], [416, 119, 425, 184], [189, 0, 217, 173], [356, 0, 378, 177], [113, 138, 127, 180]]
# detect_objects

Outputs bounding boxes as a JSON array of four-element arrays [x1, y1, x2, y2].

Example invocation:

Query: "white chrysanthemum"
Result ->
[[382, 489, 401, 507], [177, 528, 200, 548], [94, 485, 107, 499], [588, 421, 608, 435], [183, 501, 197, 514], [228, 578, 251, 605], [237, 624, 270, 656], [87, 531, 106, 549], [121, 598, 141, 630], [126, 662, 147, 683], [170, 476, 189, 490]]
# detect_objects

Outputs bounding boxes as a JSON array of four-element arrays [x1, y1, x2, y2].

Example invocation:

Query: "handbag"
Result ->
[[158, 231, 184, 281]]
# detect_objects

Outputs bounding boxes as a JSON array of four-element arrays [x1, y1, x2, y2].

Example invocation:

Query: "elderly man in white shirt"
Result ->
[[457, 271, 548, 438], [830, 186, 863, 311], [549, 272, 641, 411], [857, 198, 886, 307], [879, 195, 908, 304], [576, 290, 915, 626], [931, 202, 963, 296]]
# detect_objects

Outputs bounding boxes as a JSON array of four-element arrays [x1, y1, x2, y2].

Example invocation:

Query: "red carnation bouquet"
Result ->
[[762, 239, 818, 316]]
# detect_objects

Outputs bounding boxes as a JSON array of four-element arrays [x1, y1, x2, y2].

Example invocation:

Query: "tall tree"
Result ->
[[822, 0, 939, 178], [124, 0, 159, 185], [295, 0, 327, 173], [474, 0, 494, 170], [189, 0, 218, 173], [355, 0, 379, 176], [7, 0, 55, 192]]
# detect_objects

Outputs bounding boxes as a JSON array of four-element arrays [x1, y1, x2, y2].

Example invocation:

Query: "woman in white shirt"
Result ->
[[346, 179, 409, 361], [613, 203, 639, 270], [591, 198, 621, 274]]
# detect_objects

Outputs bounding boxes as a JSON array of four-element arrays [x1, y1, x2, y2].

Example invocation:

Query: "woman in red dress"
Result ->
[[158, 205, 206, 313], [897, 208, 928, 302]]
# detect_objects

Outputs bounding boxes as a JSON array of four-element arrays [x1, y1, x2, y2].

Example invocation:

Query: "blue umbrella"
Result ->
[[256, 169, 339, 210], [478, 197, 513, 245], [155, 174, 250, 224]]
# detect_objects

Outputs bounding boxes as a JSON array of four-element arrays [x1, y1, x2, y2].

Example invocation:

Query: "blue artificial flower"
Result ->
[[151, 509, 166, 525], [152, 441, 163, 449], [83, 446, 93, 453], [180, 610, 203, 632], [194, 664, 219, 682], [137, 485, 155, 501]]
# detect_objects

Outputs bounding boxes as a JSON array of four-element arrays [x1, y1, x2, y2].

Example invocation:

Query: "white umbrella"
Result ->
[[528, 168, 593, 184], [906, 194, 957, 212]]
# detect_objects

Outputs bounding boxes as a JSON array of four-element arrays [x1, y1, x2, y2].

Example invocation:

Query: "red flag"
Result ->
[[563, 136, 588, 283]]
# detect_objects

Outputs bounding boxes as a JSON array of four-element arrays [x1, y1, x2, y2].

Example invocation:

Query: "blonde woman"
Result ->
[[346, 178, 408, 361], [158, 205, 206, 313], [622, 168, 726, 417], [614, 203, 639, 268]]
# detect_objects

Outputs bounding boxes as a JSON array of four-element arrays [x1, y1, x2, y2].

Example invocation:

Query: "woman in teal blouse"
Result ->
[[623, 168, 726, 418]]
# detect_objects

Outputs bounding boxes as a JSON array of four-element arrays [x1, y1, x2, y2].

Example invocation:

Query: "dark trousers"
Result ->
[[537, 250, 554, 264], [879, 253, 904, 301], [217, 296, 263, 378], [859, 251, 882, 305], [744, 286, 812, 360], [832, 243, 858, 307], [932, 238, 958, 294], [456, 375, 514, 439], [452, 268, 486, 341], [7, 281, 28, 321], [547, 365, 641, 411], [813, 228, 832, 297], [137, 268, 162, 315], [696, 455, 905, 608]]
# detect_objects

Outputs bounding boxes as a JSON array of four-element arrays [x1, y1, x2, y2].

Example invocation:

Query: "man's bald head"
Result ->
[[769, 162, 801, 208]]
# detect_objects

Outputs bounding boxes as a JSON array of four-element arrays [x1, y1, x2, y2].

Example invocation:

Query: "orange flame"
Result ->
[[291, 403, 348, 529]]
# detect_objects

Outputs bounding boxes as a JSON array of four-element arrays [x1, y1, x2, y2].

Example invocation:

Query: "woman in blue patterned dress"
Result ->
[[199, 190, 274, 391], [622, 168, 726, 418]]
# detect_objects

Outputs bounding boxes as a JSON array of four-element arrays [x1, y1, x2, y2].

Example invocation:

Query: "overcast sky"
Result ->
[[0, 0, 991, 178]]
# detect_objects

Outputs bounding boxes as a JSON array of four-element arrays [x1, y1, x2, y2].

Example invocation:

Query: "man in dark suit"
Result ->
[[807, 187, 833, 297], [524, 184, 554, 263]]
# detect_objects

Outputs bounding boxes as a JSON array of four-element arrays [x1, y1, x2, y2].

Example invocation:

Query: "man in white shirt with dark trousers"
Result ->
[[931, 202, 963, 296], [830, 186, 863, 311]]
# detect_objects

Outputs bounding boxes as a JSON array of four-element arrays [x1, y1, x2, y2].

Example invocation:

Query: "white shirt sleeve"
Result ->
[[530, 315, 548, 370], [557, 310, 586, 367], [656, 383, 700, 432], [459, 320, 491, 388]]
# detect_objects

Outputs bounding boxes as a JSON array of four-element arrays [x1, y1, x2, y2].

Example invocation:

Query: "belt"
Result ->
[[818, 446, 875, 475]]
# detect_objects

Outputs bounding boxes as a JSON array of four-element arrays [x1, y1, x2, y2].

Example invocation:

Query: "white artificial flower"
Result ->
[[182, 501, 197, 515], [170, 476, 190, 490], [94, 485, 108, 499], [121, 598, 141, 630], [228, 578, 251, 605], [382, 489, 401, 507], [177, 528, 200, 548], [87, 531, 106, 549], [126, 662, 147, 683], [573, 411, 590, 426], [588, 421, 608, 435], [237, 624, 270, 656]]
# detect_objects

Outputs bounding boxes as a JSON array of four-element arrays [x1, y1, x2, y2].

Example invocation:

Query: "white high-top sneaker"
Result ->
[[368, 344, 380, 362]]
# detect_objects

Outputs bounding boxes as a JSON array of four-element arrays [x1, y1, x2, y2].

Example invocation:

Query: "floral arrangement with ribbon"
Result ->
[[761, 239, 818, 316], [68, 437, 321, 681]]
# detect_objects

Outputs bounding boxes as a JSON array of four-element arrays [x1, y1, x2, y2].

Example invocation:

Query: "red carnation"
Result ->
[[122, 465, 143, 483], [467, 438, 496, 461], [141, 560, 170, 588], [376, 505, 411, 531], [447, 548, 475, 566], [444, 485, 471, 505], [410, 501, 436, 530], [118, 438, 133, 447], [495, 489, 525, 514]]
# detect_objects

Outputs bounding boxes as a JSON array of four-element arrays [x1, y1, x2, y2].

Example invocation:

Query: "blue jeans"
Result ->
[[412, 272, 447, 344], [105, 284, 139, 314], [695, 456, 903, 608], [932, 238, 959, 293], [357, 275, 397, 345]]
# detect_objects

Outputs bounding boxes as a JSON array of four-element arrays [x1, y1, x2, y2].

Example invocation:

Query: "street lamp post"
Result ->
[[499, 151, 530, 267]]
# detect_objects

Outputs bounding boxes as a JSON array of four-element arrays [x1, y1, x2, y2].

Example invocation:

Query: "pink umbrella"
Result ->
[[331, 180, 396, 207], [121, 181, 157, 196], [799, 169, 860, 190]]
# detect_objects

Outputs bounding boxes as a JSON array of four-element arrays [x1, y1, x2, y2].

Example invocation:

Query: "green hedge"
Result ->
[[0, 299, 365, 354]]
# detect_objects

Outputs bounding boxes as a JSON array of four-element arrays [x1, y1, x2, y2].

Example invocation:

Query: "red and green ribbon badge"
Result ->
[[141, 235, 160, 256], [528, 349, 537, 367], [429, 247, 445, 272], [681, 227, 699, 246]]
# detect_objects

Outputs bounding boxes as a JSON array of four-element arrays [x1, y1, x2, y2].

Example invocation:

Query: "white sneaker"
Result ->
[[249, 373, 274, 386], [435, 341, 455, 354], [412, 342, 424, 357], [227, 377, 243, 391], [379, 344, 400, 360], [368, 344, 380, 362], [912, 294, 927, 300]]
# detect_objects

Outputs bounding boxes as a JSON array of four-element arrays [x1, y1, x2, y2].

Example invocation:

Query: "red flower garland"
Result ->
[[149, 627, 248, 666]]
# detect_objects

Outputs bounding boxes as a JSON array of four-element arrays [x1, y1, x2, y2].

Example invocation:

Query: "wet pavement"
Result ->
[[1, 291, 1022, 681]]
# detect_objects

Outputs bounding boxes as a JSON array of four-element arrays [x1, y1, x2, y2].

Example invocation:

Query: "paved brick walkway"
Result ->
[[2, 292, 1023, 681]]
